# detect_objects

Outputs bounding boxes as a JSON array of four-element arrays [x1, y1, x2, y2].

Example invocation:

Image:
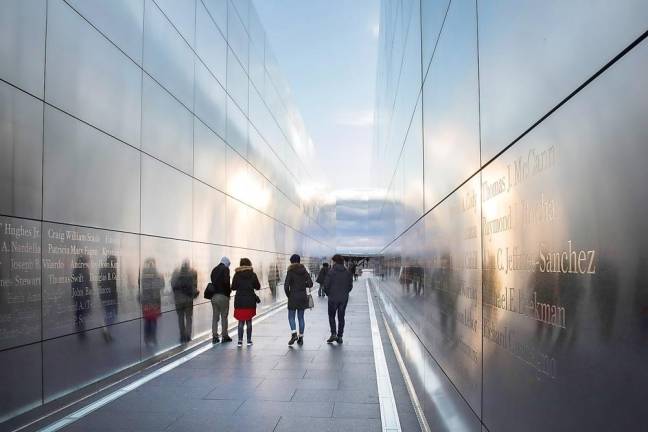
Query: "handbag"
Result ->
[[307, 288, 314, 309], [203, 282, 215, 300]]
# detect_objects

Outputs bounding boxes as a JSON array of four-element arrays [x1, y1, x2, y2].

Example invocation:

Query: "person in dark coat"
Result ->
[[210, 256, 232, 344], [324, 254, 353, 344], [232, 258, 261, 346], [284, 254, 314, 346], [316, 262, 330, 297], [171, 260, 198, 343]]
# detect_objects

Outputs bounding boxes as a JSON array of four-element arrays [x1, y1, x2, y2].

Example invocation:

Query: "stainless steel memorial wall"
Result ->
[[0, 0, 334, 423], [372, 0, 648, 430]]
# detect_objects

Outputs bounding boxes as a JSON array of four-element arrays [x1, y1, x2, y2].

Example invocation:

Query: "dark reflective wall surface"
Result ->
[[0, 0, 333, 423], [374, 0, 648, 430]]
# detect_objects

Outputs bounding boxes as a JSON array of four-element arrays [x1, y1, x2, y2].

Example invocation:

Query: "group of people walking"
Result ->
[[207, 254, 354, 346]]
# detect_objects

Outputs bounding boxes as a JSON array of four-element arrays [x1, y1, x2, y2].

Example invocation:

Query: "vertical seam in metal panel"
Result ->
[[139, 0, 146, 364], [475, 0, 485, 425], [419, 0, 425, 213], [40, 0, 50, 408]]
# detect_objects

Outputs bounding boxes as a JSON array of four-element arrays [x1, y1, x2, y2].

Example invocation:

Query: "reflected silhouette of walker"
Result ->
[[71, 254, 92, 337], [171, 260, 198, 343], [140, 258, 164, 346], [99, 255, 118, 342]]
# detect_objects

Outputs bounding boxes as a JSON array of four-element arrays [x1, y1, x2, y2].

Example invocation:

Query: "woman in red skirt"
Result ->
[[232, 258, 261, 346]]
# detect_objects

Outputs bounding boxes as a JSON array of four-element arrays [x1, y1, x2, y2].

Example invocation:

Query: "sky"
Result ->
[[253, 0, 380, 191]]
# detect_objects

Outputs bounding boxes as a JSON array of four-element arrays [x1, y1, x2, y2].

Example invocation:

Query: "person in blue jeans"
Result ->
[[284, 254, 313, 346]]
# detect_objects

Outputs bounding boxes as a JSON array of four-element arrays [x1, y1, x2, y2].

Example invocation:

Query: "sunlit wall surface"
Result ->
[[373, 0, 648, 430], [0, 0, 333, 422]]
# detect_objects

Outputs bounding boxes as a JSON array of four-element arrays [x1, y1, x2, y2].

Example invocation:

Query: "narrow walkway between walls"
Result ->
[[27, 277, 423, 432]]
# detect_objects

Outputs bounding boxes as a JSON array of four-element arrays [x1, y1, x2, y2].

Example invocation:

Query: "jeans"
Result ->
[[288, 308, 305, 334], [318, 283, 325, 297], [238, 320, 252, 342], [328, 299, 348, 337], [211, 294, 230, 338]]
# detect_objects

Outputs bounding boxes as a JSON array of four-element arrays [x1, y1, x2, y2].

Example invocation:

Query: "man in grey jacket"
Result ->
[[324, 254, 353, 344]]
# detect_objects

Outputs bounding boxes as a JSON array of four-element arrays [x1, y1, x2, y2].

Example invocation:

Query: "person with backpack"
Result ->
[[207, 256, 232, 344], [324, 254, 353, 344], [284, 254, 314, 346], [316, 262, 330, 297], [231, 258, 261, 346]]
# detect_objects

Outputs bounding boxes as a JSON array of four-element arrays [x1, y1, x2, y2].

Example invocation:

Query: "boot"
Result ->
[[297, 335, 304, 345], [288, 332, 298, 346], [327, 334, 337, 344]]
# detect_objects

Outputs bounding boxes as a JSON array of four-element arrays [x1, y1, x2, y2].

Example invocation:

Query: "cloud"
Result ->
[[335, 110, 374, 128]]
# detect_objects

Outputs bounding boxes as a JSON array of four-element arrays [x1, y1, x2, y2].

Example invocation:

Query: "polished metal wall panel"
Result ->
[[227, 48, 250, 114], [45, 0, 142, 147], [196, 1, 227, 86], [0, 344, 42, 423], [226, 96, 249, 157], [478, 0, 648, 163], [143, 0, 194, 110], [153, 0, 196, 47], [422, 177, 482, 414], [194, 118, 227, 191], [420, 0, 449, 73], [66, 0, 145, 65], [228, 0, 250, 68], [42, 319, 141, 402], [203, 0, 227, 36], [141, 75, 194, 174], [0, 0, 46, 98], [0, 216, 41, 351], [194, 60, 227, 138], [140, 155, 193, 240], [226, 196, 251, 249], [401, 99, 424, 227], [422, 0, 479, 211], [140, 235, 193, 315], [41, 222, 140, 339], [192, 180, 227, 244], [0, 82, 43, 219], [43, 107, 141, 233], [481, 38, 648, 432]]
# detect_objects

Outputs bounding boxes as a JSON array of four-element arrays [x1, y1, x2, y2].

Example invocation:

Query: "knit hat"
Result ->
[[220, 256, 231, 267]]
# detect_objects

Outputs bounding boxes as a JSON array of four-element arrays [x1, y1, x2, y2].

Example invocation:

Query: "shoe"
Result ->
[[212, 336, 220, 344], [247, 340, 253, 346], [337, 336, 343, 344], [237, 340, 243, 347], [297, 336, 303, 345], [288, 333, 298, 346], [327, 334, 337, 344], [222, 336, 233, 343]]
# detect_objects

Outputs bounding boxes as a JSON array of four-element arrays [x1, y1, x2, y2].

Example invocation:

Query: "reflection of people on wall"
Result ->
[[399, 266, 412, 294], [171, 260, 198, 343], [99, 255, 118, 342], [316, 262, 330, 297], [72, 254, 92, 336], [141, 258, 164, 346], [634, 256, 648, 344], [268, 262, 280, 299], [433, 254, 457, 344], [592, 255, 618, 343]]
